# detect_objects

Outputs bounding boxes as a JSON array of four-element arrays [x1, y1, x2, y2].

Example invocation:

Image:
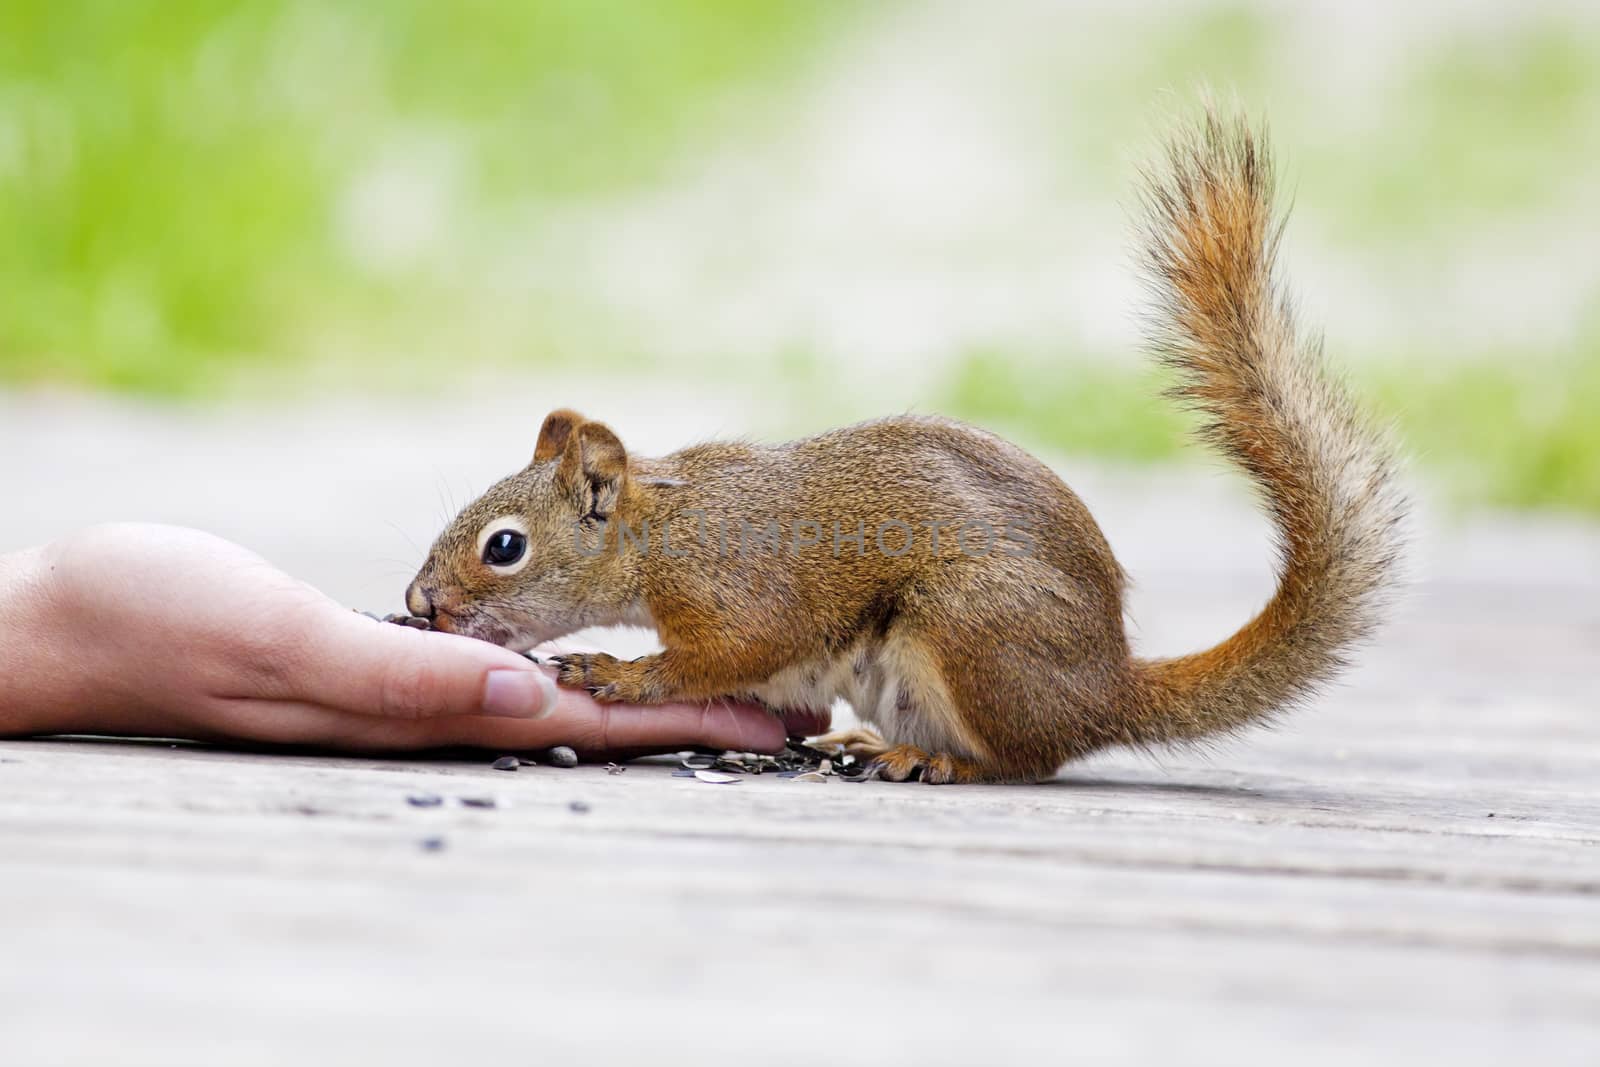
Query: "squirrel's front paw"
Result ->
[[551, 653, 655, 703], [552, 652, 618, 691]]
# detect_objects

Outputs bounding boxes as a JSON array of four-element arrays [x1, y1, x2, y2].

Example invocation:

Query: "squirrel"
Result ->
[[405, 109, 1406, 784]]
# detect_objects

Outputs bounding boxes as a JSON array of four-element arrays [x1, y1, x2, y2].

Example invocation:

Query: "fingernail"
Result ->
[[482, 669, 557, 719]]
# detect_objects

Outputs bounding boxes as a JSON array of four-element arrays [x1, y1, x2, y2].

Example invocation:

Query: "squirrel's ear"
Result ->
[[532, 408, 587, 465], [556, 421, 629, 514]]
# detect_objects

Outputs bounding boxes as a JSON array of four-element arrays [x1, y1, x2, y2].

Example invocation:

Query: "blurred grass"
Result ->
[[946, 6, 1600, 515], [943, 331, 1600, 516], [1046, 7, 1600, 242], [1341, 22, 1600, 240], [2, 1, 1598, 515], [0, 0, 843, 393]]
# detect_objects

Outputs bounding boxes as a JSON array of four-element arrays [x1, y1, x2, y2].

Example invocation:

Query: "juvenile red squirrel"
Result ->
[[406, 110, 1406, 783]]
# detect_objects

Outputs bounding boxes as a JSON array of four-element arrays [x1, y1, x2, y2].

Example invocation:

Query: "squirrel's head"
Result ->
[[405, 409, 643, 651]]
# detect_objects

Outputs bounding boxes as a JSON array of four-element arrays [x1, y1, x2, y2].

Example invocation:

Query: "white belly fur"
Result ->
[[750, 637, 988, 759]]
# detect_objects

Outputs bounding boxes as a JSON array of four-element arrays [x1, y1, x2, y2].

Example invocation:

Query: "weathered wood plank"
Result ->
[[2, 391, 1598, 1065]]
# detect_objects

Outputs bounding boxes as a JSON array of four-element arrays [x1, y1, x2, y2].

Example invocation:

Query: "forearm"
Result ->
[[0, 544, 65, 737], [0, 541, 158, 739]]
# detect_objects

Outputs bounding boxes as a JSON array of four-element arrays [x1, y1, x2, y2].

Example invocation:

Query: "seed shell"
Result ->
[[694, 770, 742, 785]]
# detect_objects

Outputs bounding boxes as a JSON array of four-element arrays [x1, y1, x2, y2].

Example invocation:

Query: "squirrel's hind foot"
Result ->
[[868, 744, 992, 785], [809, 726, 892, 760]]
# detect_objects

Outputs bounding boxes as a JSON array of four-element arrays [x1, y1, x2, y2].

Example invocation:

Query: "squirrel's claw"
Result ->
[[550, 652, 653, 703], [868, 745, 975, 785], [551, 653, 612, 693]]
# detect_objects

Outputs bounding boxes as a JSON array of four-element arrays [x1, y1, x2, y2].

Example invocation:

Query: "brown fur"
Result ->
[[407, 109, 1406, 783]]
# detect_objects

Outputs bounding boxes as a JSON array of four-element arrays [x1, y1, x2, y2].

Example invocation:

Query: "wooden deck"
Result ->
[[2, 390, 1597, 1064]]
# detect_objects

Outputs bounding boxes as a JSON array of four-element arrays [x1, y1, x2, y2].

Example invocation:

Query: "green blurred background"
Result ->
[[2, 0, 1596, 513]]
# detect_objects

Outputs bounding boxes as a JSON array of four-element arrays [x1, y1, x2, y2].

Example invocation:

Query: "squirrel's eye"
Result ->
[[482, 530, 527, 567]]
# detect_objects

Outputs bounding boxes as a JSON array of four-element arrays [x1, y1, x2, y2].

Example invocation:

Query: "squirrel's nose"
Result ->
[[405, 580, 435, 619]]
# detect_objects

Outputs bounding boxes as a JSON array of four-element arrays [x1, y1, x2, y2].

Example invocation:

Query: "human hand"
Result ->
[[0, 524, 826, 754]]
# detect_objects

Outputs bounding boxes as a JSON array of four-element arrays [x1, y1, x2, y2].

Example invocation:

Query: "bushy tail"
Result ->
[[1129, 107, 1407, 744]]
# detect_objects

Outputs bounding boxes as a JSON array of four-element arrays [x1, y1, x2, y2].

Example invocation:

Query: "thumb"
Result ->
[[296, 610, 559, 720]]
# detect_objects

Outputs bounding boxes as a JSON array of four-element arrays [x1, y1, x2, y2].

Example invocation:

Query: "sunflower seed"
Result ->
[[547, 746, 579, 768], [694, 770, 742, 785], [419, 836, 447, 852], [569, 800, 591, 814], [681, 755, 718, 770], [819, 759, 834, 776], [605, 763, 627, 775], [791, 771, 828, 783], [458, 795, 497, 809], [406, 793, 444, 808], [491, 756, 521, 772]]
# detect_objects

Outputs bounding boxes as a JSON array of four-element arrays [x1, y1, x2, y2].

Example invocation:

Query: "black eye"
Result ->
[[482, 530, 527, 567]]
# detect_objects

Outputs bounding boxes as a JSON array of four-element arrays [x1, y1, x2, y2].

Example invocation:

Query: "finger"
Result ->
[[544, 694, 791, 754], [289, 610, 558, 720], [199, 693, 833, 755], [410, 693, 834, 753], [324, 691, 788, 752], [199, 695, 768, 753], [775, 706, 832, 739], [367, 689, 807, 754], [195, 697, 429, 750]]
